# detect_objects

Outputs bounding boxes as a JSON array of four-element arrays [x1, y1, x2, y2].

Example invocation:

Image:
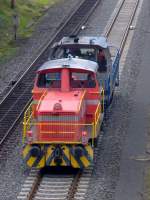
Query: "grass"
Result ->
[[0, 0, 59, 63], [144, 167, 150, 199]]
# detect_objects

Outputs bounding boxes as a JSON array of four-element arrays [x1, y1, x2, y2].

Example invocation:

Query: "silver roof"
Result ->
[[57, 36, 108, 48], [38, 58, 98, 73]]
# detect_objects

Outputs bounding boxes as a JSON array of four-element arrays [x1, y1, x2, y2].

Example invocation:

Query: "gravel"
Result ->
[[79, 0, 119, 36], [0, 124, 29, 200]]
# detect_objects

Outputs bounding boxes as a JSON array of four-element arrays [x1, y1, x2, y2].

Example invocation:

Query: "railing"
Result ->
[[23, 90, 104, 145], [101, 88, 105, 113], [94, 103, 101, 138], [36, 90, 47, 110], [87, 88, 105, 113], [23, 101, 33, 143], [23, 90, 48, 143], [23, 122, 95, 144]]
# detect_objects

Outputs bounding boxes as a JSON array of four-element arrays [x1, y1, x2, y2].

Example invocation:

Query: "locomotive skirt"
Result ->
[[22, 144, 94, 168]]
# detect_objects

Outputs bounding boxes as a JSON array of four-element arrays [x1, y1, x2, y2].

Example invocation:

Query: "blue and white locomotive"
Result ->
[[50, 36, 120, 106]]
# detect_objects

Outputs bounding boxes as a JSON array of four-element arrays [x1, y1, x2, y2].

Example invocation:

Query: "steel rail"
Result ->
[[119, 0, 140, 54], [0, 0, 101, 147], [70, 0, 100, 36], [18, 136, 100, 200], [104, 0, 140, 52], [17, 135, 99, 200], [18, 168, 93, 200], [67, 170, 82, 200], [0, 100, 29, 146], [17, 157, 95, 200], [104, 0, 126, 37], [27, 171, 41, 200], [17, 169, 81, 200]]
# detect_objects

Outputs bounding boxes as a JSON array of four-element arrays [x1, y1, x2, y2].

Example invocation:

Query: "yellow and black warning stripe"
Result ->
[[23, 144, 93, 168], [70, 145, 93, 168], [22, 145, 45, 168], [46, 145, 71, 167]]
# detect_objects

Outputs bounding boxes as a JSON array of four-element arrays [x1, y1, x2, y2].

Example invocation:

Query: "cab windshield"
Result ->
[[70, 72, 96, 88], [51, 46, 97, 62], [37, 71, 96, 89], [37, 72, 61, 88]]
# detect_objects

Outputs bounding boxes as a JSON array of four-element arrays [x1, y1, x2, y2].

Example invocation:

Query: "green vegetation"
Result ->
[[145, 167, 150, 199], [0, 0, 58, 63]]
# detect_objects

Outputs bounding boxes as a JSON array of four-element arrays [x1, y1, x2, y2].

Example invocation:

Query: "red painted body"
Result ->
[[32, 67, 102, 144]]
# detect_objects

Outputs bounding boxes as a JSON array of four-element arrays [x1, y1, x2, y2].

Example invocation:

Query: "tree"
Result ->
[[11, 0, 16, 9], [12, 14, 19, 40]]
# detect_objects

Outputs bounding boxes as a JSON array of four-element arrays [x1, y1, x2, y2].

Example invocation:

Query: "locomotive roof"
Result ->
[[38, 58, 98, 73], [56, 36, 108, 48]]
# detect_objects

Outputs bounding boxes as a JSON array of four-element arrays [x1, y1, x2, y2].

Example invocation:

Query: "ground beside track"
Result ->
[[0, 126, 27, 200], [0, 0, 59, 63], [116, 0, 150, 199], [79, 0, 119, 36], [0, 0, 120, 199]]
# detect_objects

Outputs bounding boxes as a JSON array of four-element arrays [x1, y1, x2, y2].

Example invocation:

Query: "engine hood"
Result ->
[[37, 90, 85, 114]]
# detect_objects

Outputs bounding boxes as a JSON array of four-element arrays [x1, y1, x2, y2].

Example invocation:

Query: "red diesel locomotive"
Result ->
[[22, 58, 104, 168]]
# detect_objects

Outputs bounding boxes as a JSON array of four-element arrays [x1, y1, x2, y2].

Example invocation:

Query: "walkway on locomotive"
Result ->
[[50, 36, 120, 104]]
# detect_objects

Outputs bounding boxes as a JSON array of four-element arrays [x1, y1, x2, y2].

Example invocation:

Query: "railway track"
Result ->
[[17, 135, 102, 200], [17, 165, 94, 200], [0, 0, 101, 147], [17, 168, 93, 200], [104, 0, 139, 50]]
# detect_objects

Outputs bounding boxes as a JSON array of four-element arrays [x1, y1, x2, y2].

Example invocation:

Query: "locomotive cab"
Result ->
[[50, 36, 120, 106], [50, 36, 110, 72], [22, 58, 104, 168]]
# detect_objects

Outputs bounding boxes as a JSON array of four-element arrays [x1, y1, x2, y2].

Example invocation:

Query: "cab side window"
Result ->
[[37, 72, 61, 88], [37, 74, 47, 88], [70, 72, 96, 88], [86, 74, 96, 88]]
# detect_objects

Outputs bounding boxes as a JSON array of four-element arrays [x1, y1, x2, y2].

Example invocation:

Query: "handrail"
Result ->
[[23, 91, 104, 145], [37, 90, 47, 111], [101, 88, 105, 113], [23, 101, 33, 143]]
